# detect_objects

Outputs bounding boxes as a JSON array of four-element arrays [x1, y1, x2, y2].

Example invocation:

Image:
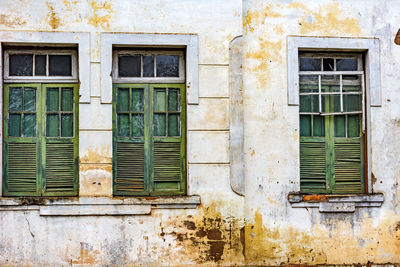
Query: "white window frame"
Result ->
[[0, 31, 91, 197], [101, 33, 198, 104], [288, 36, 381, 194], [4, 49, 78, 83], [112, 49, 185, 83]]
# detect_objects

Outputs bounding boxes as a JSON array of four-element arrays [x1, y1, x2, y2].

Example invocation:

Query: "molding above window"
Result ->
[[0, 31, 91, 103], [287, 36, 381, 107], [101, 33, 199, 104]]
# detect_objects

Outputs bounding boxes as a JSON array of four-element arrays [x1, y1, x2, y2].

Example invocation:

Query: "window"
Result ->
[[112, 49, 186, 196], [3, 48, 78, 196], [299, 53, 366, 194]]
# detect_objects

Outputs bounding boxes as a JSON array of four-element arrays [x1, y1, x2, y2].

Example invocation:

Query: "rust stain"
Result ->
[[79, 164, 112, 173], [45, 2, 61, 29], [302, 195, 327, 202], [162, 203, 245, 264], [251, 149, 255, 157], [267, 197, 279, 206], [87, 1, 113, 30], [0, 14, 26, 27], [289, 1, 362, 35]]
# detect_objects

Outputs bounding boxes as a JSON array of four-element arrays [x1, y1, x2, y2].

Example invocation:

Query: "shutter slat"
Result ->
[[7, 143, 37, 193], [116, 142, 145, 192], [153, 142, 181, 182], [300, 142, 326, 190], [334, 141, 363, 193], [45, 143, 75, 192]]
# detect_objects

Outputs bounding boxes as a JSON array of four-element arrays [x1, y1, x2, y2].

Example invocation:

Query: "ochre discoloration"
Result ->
[[87, 1, 113, 30], [45, 2, 61, 29], [71, 242, 100, 265], [0, 14, 26, 27], [80, 147, 111, 164], [79, 165, 112, 196], [289, 1, 362, 35], [244, 4, 280, 33], [162, 203, 245, 264], [245, 210, 400, 265]]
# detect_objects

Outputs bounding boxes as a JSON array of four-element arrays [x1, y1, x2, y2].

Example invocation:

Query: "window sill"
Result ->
[[288, 193, 384, 213], [0, 195, 201, 216]]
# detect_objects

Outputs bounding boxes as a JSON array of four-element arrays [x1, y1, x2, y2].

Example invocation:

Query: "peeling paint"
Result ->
[[87, 1, 113, 30], [0, 14, 26, 27], [45, 2, 61, 29]]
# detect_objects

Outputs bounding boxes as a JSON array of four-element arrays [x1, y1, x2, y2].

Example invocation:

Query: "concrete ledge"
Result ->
[[288, 193, 384, 212], [0, 195, 201, 215]]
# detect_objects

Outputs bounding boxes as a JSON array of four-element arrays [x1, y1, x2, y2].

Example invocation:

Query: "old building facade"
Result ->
[[0, 0, 399, 265]]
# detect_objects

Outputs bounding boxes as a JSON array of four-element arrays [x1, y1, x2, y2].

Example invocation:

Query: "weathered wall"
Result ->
[[0, 0, 245, 266], [242, 0, 400, 265], [0, 0, 400, 266]]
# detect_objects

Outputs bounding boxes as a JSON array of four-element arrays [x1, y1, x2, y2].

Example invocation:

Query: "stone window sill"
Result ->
[[0, 195, 201, 216], [288, 193, 384, 213]]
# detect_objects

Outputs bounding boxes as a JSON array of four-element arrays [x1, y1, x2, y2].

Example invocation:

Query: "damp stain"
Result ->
[[87, 1, 113, 30], [45, 2, 61, 29]]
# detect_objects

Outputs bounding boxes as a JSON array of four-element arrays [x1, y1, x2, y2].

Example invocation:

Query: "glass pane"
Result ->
[[47, 114, 59, 137], [344, 94, 362, 112], [9, 88, 22, 111], [168, 89, 179, 111], [299, 95, 311, 112], [131, 114, 144, 137], [343, 75, 361, 91], [47, 88, 59, 112], [348, 115, 360, 137], [61, 114, 73, 137], [299, 115, 311, 136], [23, 114, 36, 137], [117, 89, 129, 112], [131, 89, 144, 112], [334, 115, 346, 137], [299, 75, 318, 92], [154, 89, 166, 111], [143, 56, 154, 77], [321, 95, 341, 113], [299, 58, 321, 71], [323, 58, 334, 71], [337, 58, 358, 71], [61, 88, 73, 111], [9, 114, 21, 137], [118, 55, 141, 77], [117, 114, 130, 137], [9, 54, 33, 76], [313, 115, 324, 137], [49, 55, 72, 76], [311, 95, 319, 113], [154, 114, 166, 136], [156, 55, 179, 77], [168, 114, 180, 136], [35, 55, 46, 75], [321, 75, 339, 92], [24, 88, 36, 111]]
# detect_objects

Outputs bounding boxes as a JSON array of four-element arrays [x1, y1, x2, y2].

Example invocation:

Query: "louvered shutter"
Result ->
[[300, 140, 327, 193], [151, 85, 185, 195], [333, 138, 364, 193], [3, 84, 40, 196], [113, 85, 148, 195], [43, 84, 78, 196]]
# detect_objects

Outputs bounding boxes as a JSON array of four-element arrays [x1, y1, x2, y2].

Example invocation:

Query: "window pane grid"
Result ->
[[8, 87, 37, 137], [46, 87, 74, 138], [153, 88, 180, 137], [299, 74, 364, 116], [116, 87, 144, 137]]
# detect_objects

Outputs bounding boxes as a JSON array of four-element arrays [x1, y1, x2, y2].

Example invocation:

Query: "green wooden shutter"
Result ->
[[113, 85, 148, 196], [151, 84, 185, 195], [300, 140, 327, 193], [333, 139, 364, 193], [42, 84, 78, 196], [3, 84, 40, 196]]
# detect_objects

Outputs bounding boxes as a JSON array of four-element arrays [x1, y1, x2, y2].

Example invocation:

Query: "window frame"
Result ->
[[112, 50, 185, 84], [288, 36, 381, 194], [4, 49, 78, 83]]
